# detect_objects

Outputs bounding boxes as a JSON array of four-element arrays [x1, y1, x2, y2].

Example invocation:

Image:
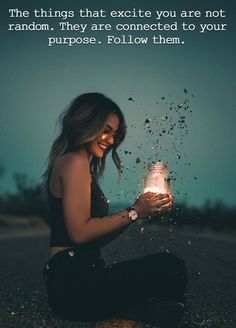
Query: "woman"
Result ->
[[42, 92, 187, 327]]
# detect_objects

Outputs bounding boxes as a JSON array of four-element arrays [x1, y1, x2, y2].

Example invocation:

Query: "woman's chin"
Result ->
[[94, 151, 104, 158], [93, 146, 109, 158]]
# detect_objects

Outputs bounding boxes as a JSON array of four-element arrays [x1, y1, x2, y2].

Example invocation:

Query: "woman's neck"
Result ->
[[75, 147, 91, 160]]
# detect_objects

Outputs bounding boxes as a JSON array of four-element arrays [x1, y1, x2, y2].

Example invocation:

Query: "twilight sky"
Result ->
[[1, 0, 236, 207]]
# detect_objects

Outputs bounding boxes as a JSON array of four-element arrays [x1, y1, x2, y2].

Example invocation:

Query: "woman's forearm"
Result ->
[[72, 209, 131, 244]]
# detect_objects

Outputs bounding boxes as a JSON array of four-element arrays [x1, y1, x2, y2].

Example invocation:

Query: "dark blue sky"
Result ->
[[1, 0, 236, 207]]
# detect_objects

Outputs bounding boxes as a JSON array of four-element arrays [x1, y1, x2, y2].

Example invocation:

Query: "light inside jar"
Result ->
[[143, 161, 170, 194]]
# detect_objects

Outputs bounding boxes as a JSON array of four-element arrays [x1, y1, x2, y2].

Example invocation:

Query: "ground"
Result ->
[[0, 223, 235, 328]]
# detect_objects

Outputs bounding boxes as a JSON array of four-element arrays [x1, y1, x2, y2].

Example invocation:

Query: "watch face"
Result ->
[[130, 209, 138, 220]]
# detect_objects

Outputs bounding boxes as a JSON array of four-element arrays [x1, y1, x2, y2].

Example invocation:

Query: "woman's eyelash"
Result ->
[[103, 130, 117, 136]]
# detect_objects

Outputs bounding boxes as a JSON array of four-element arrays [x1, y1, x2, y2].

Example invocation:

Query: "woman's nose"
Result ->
[[107, 135, 114, 145]]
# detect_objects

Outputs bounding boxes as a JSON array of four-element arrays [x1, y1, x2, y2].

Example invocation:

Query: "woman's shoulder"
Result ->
[[55, 152, 90, 175], [49, 153, 91, 197], [53, 153, 91, 187]]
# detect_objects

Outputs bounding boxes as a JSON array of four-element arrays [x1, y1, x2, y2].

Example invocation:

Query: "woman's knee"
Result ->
[[160, 253, 187, 276]]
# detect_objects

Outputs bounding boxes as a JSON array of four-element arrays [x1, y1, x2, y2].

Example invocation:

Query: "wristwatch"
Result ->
[[125, 207, 138, 221]]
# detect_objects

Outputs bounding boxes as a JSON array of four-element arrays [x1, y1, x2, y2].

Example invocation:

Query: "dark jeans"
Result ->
[[43, 248, 187, 323]]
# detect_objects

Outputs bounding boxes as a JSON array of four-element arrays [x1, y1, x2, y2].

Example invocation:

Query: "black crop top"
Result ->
[[48, 173, 109, 252]]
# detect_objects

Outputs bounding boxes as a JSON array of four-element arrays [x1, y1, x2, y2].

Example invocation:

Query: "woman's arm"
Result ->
[[61, 155, 131, 245]]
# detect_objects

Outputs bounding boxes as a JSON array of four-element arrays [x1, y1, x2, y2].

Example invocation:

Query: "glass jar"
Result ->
[[143, 161, 170, 194]]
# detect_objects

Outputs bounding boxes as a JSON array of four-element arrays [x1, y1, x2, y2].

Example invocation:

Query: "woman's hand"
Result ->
[[132, 192, 173, 219]]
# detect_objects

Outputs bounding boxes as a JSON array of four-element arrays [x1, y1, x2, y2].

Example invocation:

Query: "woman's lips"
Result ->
[[98, 143, 107, 151]]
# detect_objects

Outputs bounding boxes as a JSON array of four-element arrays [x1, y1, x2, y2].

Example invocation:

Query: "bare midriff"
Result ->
[[50, 246, 71, 258]]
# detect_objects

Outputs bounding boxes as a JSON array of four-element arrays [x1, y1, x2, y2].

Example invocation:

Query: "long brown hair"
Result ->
[[41, 93, 126, 199]]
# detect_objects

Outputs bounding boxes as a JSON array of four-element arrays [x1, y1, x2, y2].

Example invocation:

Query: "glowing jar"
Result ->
[[143, 161, 170, 194]]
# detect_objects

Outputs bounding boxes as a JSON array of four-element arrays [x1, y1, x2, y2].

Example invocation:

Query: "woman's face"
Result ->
[[86, 113, 120, 158]]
